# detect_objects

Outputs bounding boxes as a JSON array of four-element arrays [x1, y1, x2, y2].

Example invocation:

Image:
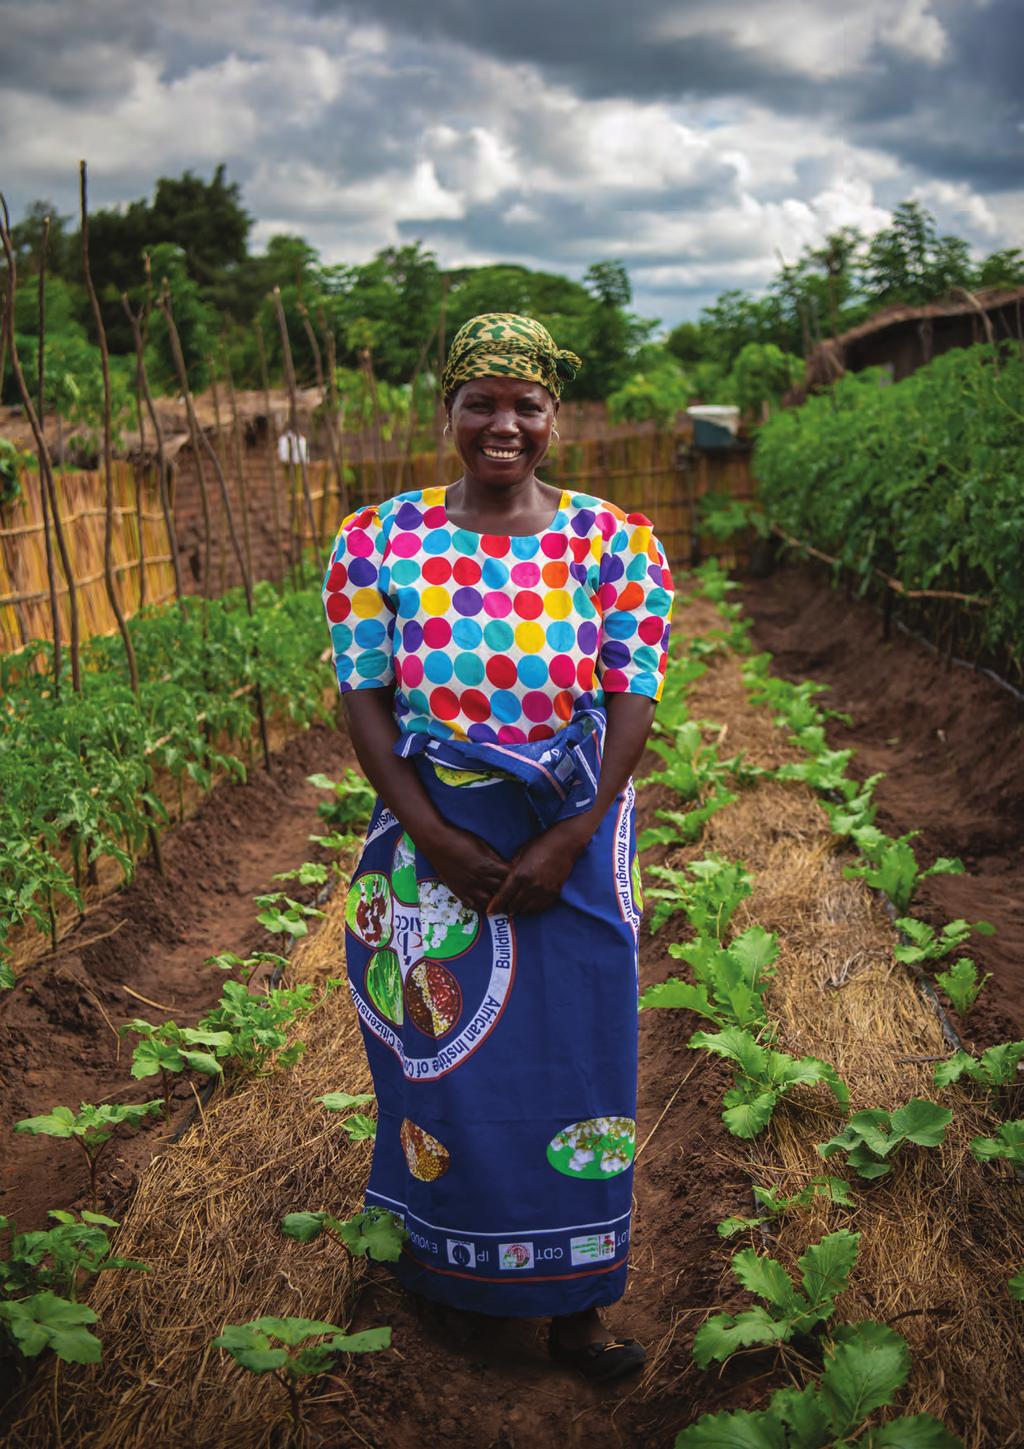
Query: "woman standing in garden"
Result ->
[[321, 313, 674, 1382]]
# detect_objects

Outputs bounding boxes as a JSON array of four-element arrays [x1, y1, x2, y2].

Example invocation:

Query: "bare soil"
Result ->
[[740, 564, 1024, 1044], [0, 723, 356, 1233]]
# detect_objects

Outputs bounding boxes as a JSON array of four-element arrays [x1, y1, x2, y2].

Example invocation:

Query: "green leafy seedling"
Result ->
[[636, 790, 738, 852], [935, 958, 992, 1015], [272, 861, 329, 886], [689, 1027, 848, 1140], [970, 1120, 1024, 1170], [205, 949, 289, 981], [692, 1229, 860, 1367], [647, 856, 754, 939], [933, 1041, 1024, 1090], [214, 1316, 390, 1432], [819, 1100, 952, 1180], [318, 1090, 377, 1141], [120, 1018, 230, 1117], [307, 769, 375, 830], [281, 1206, 407, 1262], [677, 1319, 959, 1446], [0, 1210, 146, 1300], [253, 892, 326, 939], [1009, 1270, 1024, 1301], [198, 979, 326, 1073], [844, 837, 964, 914], [0, 1291, 102, 1365], [641, 924, 779, 1033], [716, 1176, 854, 1238], [14, 1101, 163, 1211], [894, 916, 995, 969]]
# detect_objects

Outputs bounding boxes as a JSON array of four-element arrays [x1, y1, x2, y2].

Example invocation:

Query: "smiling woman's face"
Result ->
[[448, 375, 558, 489]]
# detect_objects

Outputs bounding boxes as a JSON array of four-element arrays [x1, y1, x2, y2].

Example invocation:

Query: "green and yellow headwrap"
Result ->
[[442, 313, 582, 401]]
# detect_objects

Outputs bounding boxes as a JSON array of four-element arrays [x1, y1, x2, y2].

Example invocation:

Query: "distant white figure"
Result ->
[[277, 430, 309, 464]]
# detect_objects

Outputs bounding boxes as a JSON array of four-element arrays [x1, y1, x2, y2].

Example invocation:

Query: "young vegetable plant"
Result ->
[[271, 860, 329, 887], [197, 979, 330, 1073], [689, 1027, 849, 1140], [893, 916, 995, 969], [14, 1101, 163, 1211], [970, 1120, 1024, 1171], [844, 834, 964, 914], [716, 1176, 854, 1239], [281, 1206, 407, 1262], [307, 770, 376, 830], [641, 925, 779, 1033], [934, 958, 991, 1015], [1009, 1269, 1024, 1301], [318, 1090, 377, 1142], [206, 949, 289, 982], [253, 892, 325, 940], [933, 1041, 1024, 1090], [646, 856, 754, 938], [677, 1319, 960, 1447], [820, 774, 885, 837], [213, 1316, 390, 1436], [0, 1292, 102, 1366], [119, 1018, 231, 1117], [818, 1100, 952, 1180], [635, 791, 738, 852], [692, 1229, 860, 1367], [0, 1210, 146, 1301]]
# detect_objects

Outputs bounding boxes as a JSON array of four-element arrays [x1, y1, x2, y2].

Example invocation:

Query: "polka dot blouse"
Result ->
[[321, 485, 674, 744]]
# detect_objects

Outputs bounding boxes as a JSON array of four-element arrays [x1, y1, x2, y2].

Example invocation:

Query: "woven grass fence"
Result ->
[[0, 462, 176, 658], [1, 429, 756, 659]]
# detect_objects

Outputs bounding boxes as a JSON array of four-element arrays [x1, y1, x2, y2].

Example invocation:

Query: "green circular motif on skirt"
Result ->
[[546, 1116, 636, 1180], [365, 948, 404, 1025], [391, 832, 419, 906], [346, 872, 392, 949]]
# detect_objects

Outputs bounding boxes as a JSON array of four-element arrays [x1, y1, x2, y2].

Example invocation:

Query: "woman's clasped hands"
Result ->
[[426, 819, 592, 919]]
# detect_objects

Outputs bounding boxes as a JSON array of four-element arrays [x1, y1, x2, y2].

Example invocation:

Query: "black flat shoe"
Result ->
[[548, 1328, 647, 1382]]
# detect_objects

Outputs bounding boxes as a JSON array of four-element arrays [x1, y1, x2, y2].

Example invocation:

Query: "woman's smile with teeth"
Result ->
[[482, 445, 523, 458]]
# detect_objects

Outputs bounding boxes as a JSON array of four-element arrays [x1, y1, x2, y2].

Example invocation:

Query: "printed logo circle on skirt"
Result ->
[[346, 810, 517, 1081], [546, 1117, 637, 1179]]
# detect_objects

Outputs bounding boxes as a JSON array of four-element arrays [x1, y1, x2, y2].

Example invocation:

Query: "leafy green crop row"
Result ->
[[751, 342, 1024, 669], [1, 580, 335, 984], [638, 562, 1018, 1444]]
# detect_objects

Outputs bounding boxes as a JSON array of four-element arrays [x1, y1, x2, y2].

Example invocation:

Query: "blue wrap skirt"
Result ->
[[342, 708, 642, 1316]]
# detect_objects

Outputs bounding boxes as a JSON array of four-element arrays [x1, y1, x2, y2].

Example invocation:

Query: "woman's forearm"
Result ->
[[341, 688, 451, 855]]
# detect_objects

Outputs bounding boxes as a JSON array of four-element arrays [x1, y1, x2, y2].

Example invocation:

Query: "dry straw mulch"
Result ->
[[8, 852, 377, 1449]]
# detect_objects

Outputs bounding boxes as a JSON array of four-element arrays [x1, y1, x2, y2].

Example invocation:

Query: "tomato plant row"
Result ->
[[752, 342, 1024, 670], [0, 580, 334, 985]]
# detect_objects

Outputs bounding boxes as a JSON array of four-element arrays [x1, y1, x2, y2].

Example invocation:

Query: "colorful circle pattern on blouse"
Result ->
[[322, 486, 673, 743]]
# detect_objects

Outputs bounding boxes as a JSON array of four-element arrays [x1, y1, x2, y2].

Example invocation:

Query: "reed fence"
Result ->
[[1, 426, 755, 660]]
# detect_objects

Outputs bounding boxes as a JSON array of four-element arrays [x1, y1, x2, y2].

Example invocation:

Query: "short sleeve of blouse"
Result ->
[[321, 505, 395, 693], [596, 514, 674, 701]]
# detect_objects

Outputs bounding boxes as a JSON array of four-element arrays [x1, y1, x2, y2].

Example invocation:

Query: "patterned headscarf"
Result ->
[[442, 313, 582, 400]]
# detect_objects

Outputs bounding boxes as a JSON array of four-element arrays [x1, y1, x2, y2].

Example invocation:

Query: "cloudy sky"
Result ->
[[0, 0, 1020, 326]]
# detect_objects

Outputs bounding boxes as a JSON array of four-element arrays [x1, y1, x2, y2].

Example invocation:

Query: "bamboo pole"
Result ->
[[298, 302, 342, 543], [222, 345, 254, 584], [272, 287, 323, 578], [0, 192, 83, 690], [154, 280, 214, 598], [80, 162, 139, 695], [208, 363, 229, 594], [36, 215, 64, 691], [130, 310, 148, 611], [435, 275, 448, 479], [160, 291, 271, 773], [320, 314, 349, 520], [122, 290, 184, 605], [254, 318, 287, 592], [360, 345, 386, 501], [396, 318, 439, 493]]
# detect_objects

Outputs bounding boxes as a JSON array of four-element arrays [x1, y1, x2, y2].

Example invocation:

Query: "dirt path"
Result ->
[[0, 722, 356, 1232], [740, 564, 1024, 1044]]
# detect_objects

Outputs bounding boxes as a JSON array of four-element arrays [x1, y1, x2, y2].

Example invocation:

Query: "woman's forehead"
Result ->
[[454, 376, 553, 404]]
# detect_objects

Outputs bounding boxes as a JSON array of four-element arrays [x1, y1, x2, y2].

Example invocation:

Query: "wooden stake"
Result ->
[[36, 215, 64, 692], [0, 192, 82, 691], [272, 286, 323, 578], [255, 318, 287, 592], [298, 302, 342, 541]]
